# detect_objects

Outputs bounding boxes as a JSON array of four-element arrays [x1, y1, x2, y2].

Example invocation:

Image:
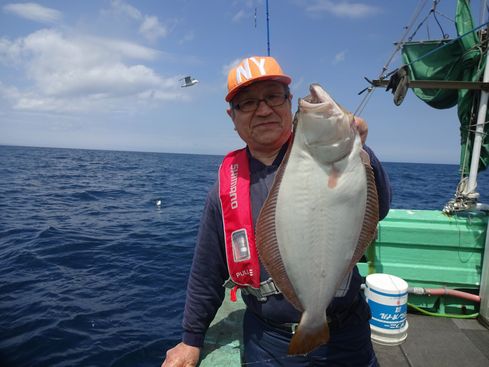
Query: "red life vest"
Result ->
[[218, 148, 261, 289]]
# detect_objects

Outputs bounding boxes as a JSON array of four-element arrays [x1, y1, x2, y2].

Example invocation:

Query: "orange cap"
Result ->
[[225, 56, 292, 102]]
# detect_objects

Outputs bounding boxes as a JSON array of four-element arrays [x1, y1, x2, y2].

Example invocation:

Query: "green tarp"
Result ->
[[401, 0, 489, 173]]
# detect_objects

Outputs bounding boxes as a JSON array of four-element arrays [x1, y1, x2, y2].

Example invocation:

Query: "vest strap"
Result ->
[[224, 277, 281, 301], [224, 270, 354, 301]]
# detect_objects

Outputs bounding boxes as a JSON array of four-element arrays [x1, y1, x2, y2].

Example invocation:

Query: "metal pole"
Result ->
[[266, 0, 270, 56], [464, 68, 488, 195], [464, 2, 489, 195]]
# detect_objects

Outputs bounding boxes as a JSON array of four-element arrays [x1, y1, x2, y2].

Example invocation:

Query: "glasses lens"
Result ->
[[235, 93, 288, 112], [266, 93, 287, 107], [237, 99, 258, 112]]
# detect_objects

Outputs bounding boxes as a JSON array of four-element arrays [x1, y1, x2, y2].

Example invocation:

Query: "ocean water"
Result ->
[[1, 145, 488, 367]]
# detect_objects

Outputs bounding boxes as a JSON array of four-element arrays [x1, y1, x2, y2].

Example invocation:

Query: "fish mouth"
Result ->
[[296, 84, 356, 151], [303, 83, 324, 104], [299, 83, 342, 117]]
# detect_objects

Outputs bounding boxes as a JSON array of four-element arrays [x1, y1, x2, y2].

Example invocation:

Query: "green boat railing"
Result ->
[[358, 209, 487, 315]]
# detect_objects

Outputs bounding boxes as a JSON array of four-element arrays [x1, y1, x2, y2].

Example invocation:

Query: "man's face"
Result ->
[[227, 80, 293, 154]]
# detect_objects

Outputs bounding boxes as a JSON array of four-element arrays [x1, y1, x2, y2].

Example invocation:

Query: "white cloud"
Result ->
[[232, 9, 247, 23], [222, 58, 242, 77], [305, 1, 380, 18], [0, 29, 184, 113], [0, 37, 23, 65], [110, 0, 142, 20], [178, 31, 195, 45], [0, 81, 20, 102], [86, 37, 161, 61], [332, 50, 347, 65], [139, 16, 168, 42], [3, 2, 62, 23], [110, 0, 170, 42], [231, 0, 264, 23], [291, 76, 305, 93]]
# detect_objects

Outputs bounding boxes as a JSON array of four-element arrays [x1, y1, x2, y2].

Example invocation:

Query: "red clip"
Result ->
[[230, 285, 238, 302]]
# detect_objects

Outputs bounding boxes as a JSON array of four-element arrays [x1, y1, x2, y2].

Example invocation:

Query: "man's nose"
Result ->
[[255, 99, 273, 114]]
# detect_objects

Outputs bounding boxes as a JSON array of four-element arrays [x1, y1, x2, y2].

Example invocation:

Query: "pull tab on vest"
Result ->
[[218, 148, 261, 289]]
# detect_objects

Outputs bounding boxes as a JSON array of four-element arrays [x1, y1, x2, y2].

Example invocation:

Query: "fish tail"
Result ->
[[287, 313, 330, 355]]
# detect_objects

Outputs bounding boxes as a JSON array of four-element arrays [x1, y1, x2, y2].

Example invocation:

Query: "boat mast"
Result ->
[[463, 0, 488, 197]]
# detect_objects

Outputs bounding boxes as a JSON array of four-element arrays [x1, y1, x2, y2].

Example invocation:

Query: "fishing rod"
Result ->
[[266, 0, 271, 56]]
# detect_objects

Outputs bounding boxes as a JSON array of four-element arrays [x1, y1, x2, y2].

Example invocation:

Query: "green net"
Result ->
[[402, 40, 466, 109], [401, 0, 489, 173]]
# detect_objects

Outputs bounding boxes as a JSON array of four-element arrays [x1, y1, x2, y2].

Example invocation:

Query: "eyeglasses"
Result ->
[[232, 93, 289, 112]]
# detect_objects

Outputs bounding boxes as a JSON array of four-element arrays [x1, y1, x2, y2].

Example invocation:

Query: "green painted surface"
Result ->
[[358, 209, 488, 314], [199, 291, 245, 366]]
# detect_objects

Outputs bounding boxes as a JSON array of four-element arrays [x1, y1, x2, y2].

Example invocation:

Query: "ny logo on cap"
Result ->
[[235, 57, 267, 84]]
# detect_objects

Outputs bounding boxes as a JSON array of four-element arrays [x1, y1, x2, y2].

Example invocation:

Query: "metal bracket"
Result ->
[[371, 79, 489, 91]]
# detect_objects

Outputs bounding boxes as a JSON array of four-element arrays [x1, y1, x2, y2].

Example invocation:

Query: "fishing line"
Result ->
[[434, 9, 455, 23], [408, 0, 447, 42], [382, 0, 431, 78], [354, 0, 430, 115]]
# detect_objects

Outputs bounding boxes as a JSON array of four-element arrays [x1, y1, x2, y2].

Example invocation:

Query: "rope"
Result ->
[[408, 0, 448, 42], [408, 303, 479, 319], [432, 1, 450, 39], [354, 0, 430, 116], [467, 120, 489, 135]]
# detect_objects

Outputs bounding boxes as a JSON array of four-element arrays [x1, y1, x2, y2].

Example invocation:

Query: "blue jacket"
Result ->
[[181, 142, 392, 348]]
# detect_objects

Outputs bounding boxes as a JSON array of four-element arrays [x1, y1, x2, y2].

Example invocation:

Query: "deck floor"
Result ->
[[374, 314, 489, 367], [199, 294, 489, 367]]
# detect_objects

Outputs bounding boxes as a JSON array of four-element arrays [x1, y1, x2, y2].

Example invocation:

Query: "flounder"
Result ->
[[256, 83, 379, 355]]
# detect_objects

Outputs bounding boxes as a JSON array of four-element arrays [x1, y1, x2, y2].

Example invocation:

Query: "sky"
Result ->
[[0, 0, 483, 164]]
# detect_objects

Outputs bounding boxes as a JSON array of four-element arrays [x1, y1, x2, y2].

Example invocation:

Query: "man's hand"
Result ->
[[353, 116, 368, 145], [161, 342, 200, 367]]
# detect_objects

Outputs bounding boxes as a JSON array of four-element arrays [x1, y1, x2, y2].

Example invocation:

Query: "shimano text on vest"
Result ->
[[229, 164, 239, 209]]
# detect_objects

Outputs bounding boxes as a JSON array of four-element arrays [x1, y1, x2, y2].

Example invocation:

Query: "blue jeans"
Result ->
[[242, 299, 379, 366]]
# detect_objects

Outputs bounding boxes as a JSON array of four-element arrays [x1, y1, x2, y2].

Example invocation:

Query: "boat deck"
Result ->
[[199, 294, 489, 367], [373, 314, 489, 367]]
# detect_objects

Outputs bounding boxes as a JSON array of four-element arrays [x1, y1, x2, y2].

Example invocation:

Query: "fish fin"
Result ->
[[255, 135, 304, 312], [362, 160, 380, 246], [360, 148, 371, 167], [288, 315, 330, 355], [348, 159, 380, 270]]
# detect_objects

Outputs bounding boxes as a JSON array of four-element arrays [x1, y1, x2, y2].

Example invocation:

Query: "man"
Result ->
[[163, 56, 391, 366]]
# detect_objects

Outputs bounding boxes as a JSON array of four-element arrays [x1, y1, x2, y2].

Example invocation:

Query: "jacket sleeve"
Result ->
[[364, 145, 392, 220], [181, 183, 229, 348]]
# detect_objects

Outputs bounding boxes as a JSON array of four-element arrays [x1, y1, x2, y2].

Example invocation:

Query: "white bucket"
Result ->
[[365, 273, 409, 346]]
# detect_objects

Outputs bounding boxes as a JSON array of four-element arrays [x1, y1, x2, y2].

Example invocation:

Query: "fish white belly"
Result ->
[[274, 140, 367, 318]]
